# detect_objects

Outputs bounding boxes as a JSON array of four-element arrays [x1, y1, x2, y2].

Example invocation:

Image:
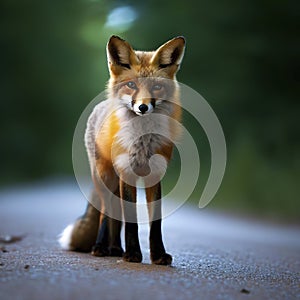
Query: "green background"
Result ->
[[1, 0, 299, 220]]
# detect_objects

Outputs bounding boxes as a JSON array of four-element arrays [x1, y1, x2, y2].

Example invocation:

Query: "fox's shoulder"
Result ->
[[84, 100, 110, 160]]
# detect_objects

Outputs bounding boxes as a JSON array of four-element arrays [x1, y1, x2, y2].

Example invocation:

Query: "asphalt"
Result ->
[[0, 179, 299, 300]]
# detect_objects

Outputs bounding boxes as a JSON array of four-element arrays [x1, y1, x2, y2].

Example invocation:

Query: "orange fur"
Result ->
[[96, 36, 185, 181], [58, 36, 186, 264]]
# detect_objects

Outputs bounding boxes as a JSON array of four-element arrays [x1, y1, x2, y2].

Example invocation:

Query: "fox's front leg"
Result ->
[[146, 182, 172, 265], [120, 180, 142, 263]]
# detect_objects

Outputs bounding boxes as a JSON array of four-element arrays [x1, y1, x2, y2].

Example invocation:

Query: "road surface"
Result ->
[[0, 179, 299, 300]]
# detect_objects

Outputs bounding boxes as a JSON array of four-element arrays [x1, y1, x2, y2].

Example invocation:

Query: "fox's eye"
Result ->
[[152, 84, 163, 91], [126, 81, 137, 90]]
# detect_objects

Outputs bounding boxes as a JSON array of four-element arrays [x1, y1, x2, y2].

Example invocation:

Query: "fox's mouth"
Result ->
[[133, 109, 153, 116], [134, 111, 150, 116]]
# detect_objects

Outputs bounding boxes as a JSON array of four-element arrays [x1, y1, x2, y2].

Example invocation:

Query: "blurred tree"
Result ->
[[0, 0, 299, 219], [0, 0, 109, 182]]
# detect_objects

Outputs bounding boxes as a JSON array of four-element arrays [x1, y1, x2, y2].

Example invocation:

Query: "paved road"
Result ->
[[0, 180, 299, 300]]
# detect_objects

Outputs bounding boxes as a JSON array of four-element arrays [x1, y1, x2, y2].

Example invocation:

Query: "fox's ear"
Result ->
[[150, 36, 185, 77], [106, 36, 139, 75]]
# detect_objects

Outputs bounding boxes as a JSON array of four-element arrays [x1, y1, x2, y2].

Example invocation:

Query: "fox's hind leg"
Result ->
[[146, 182, 172, 265], [91, 213, 109, 256], [91, 212, 123, 257], [107, 188, 124, 256], [91, 166, 123, 257]]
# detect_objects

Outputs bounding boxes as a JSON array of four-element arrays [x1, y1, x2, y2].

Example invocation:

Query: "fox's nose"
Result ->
[[139, 104, 148, 114]]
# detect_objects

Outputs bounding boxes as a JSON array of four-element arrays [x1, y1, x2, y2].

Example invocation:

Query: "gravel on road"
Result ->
[[0, 180, 299, 300]]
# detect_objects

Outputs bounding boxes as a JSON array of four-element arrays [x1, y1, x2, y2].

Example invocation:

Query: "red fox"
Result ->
[[59, 35, 185, 265]]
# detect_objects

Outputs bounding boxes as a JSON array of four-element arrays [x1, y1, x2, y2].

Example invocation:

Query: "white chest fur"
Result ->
[[113, 108, 171, 180]]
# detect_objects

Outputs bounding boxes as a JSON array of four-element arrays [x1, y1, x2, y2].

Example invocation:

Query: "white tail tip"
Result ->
[[58, 224, 74, 250]]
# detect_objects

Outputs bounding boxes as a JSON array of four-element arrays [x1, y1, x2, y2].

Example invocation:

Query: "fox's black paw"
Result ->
[[151, 252, 172, 265], [91, 244, 109, 257], [123, 251, 143, 263], [109, 246, 124, 257]]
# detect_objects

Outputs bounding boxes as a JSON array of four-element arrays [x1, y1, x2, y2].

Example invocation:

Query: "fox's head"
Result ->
[[106, 36, 185, 116]]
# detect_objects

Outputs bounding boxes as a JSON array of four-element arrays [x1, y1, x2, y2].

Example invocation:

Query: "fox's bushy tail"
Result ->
[[58, 194, 100, 252]]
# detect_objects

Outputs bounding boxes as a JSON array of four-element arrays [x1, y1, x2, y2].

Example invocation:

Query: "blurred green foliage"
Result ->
[[0, 0, 299, 219]]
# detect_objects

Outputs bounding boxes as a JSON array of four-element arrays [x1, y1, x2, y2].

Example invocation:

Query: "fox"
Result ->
[[58, 35, 185, 265]]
